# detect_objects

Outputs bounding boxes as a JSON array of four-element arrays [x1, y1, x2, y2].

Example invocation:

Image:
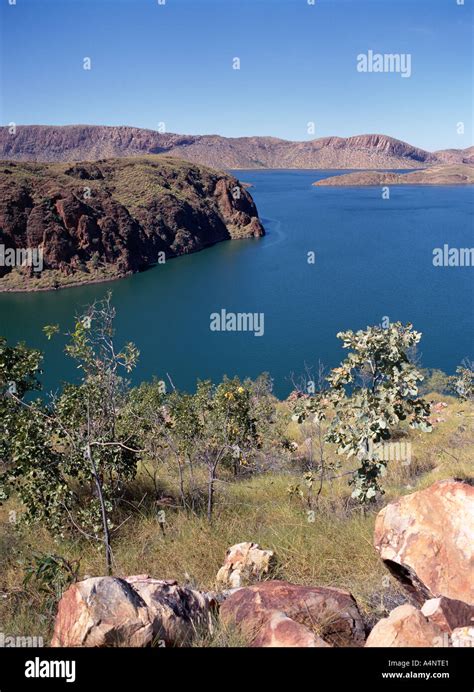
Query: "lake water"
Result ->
[[0, 170, 473, 398]]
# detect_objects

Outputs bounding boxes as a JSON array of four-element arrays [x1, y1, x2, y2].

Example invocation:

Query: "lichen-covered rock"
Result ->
[[374, 479, 474, 605], [216, 542, 276, 588], [51, 577, 153, 647], [124, 576, 213, 646], [51, 575, 214, 647]]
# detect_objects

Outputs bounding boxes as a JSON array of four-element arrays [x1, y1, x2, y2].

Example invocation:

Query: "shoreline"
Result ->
[[0, 234, 263, 295]]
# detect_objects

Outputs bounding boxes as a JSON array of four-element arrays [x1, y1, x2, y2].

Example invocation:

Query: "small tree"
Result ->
[[0, 338, 48, 505], [2, 295, 141, 575], [289, 362, 339, 509], [294, 323, 432, 504], [51, 294, 140, 573], [451, 359, 473, 401], [165, 378, 260, 521]]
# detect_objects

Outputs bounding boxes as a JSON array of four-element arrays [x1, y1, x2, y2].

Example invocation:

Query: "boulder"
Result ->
[[374, 479, 474, 605], [251, 610, 331, 648], [451, 626, 474, 647], [220, 580, 365, 647], [124, 576, 213, 646], [51, 576, 214, 647], [365, 604, 444, 648], [216, 542, 276, 588], [51, 577, 153, 647], [421, 597, 474, 633]]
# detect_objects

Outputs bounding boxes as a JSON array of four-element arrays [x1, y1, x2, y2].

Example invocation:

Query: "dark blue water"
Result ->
[[0, 170, 472, 398]]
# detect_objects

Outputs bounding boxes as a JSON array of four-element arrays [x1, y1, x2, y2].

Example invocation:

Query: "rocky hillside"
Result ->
[[1, 125, 472, 169], [0, 156, 264, 291], [49, 478, 474, 648], [313, 163, 474, 187]]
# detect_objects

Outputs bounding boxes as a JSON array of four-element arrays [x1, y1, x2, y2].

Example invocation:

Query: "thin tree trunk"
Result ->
[[86, 443, 112, 575], [176, 455, 186, 509], [207, 467, 216, 522]]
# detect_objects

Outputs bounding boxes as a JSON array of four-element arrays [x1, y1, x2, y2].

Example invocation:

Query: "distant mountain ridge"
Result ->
[[1, 125, 472, 170]]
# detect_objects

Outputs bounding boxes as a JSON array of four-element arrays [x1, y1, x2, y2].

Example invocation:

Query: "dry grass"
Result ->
[[0, 393, 472, 645]]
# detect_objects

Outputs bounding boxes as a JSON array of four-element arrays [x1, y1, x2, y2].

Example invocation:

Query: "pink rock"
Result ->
[[220, 580, 365, 647], [374, 479, 474, 605], [366, 604, 445, 648]]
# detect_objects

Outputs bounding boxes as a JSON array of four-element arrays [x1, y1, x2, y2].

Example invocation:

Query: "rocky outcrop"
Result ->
[[124, 576, 213, 646], [374, 479, 474, 605], [0, 156, 264, 290], [365, 604, 444, 648], [216, 542, 276, 588], [1, 125, 470, 169], [51, 576, 213, 647], [220, 580, 365, 647]]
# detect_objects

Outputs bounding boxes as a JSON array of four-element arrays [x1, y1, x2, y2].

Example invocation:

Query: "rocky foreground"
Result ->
[[51, 478, 474, 648], [313, 164, 474, 187], [0, 156, 264, 291], [1, 125, 473, 170]]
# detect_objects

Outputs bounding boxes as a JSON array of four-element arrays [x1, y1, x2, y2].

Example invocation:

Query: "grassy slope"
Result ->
[[0, 393, 472, 646]]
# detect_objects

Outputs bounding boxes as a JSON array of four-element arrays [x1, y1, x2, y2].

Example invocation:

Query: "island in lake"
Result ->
[[313, 163, 474, 187]]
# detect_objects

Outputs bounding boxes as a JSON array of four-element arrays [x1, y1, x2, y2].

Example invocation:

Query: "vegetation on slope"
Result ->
[[0, 156, 264, 292], [0, 298, 472, 645]]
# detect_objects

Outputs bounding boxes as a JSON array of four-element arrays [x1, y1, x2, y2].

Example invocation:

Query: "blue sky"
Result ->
[[0, 0, 472, 150]]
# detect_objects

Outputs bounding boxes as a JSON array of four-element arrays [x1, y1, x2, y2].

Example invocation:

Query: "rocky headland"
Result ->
[[0, 156, 264, 291]]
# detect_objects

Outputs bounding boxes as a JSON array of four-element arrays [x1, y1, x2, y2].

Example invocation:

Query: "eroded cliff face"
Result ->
[[1, 125, 472, 169], [0, 156, 264, 290]]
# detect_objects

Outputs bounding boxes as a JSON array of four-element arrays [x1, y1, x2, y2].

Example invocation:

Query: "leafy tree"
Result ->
[[0, 338, 58, 511], [23, 553, 80, 602], [2, 295, 141, 575], [451, 359, 473, 401], [164, 378, 260, 521], [293, 323, 432, 504], [50, 294, 140, 573]]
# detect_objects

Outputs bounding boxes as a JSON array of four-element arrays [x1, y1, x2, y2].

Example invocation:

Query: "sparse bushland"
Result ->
[[0, 301, 472, 645]]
